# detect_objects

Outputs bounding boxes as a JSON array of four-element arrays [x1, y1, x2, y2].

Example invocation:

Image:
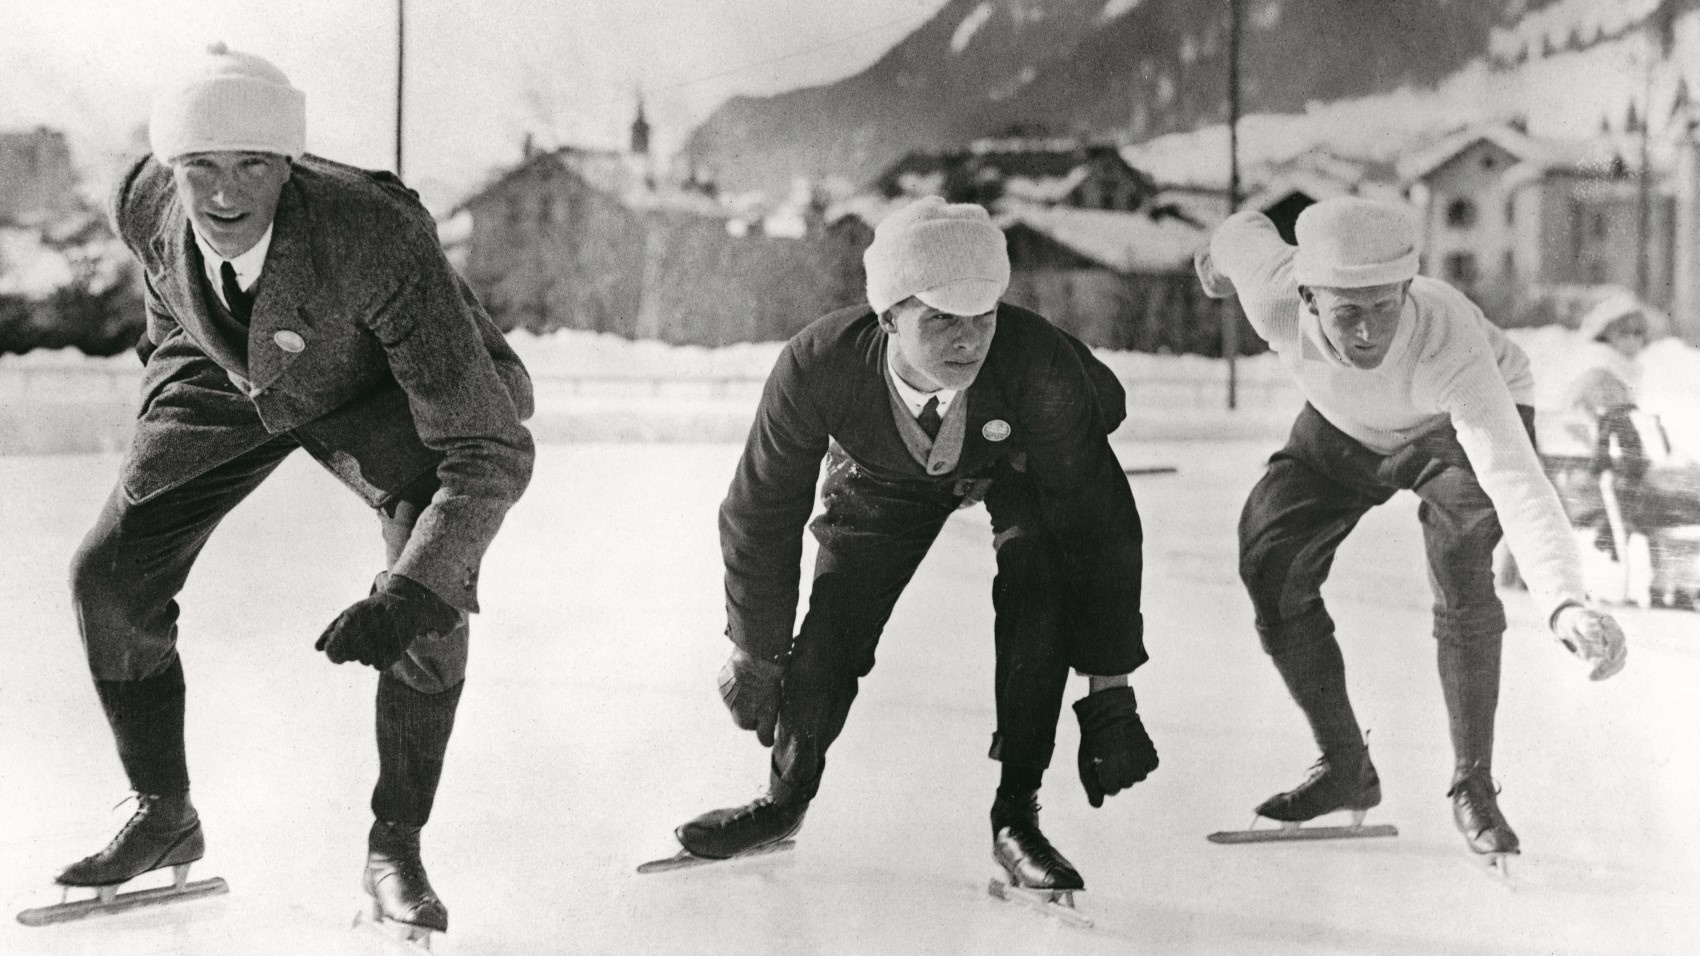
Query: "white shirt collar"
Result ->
[[885, 341, 958, 417], [192, 223, 274, 298]]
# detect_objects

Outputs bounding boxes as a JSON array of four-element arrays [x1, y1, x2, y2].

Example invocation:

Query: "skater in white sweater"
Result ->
[[1195, 197, 1627, 869]]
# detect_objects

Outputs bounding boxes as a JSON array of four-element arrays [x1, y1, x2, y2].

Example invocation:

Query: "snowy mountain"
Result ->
[[680, 0, 1699, 197]]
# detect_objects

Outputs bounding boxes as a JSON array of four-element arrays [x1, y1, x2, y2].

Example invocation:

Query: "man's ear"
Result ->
[[1298, 285, 1317, 315], [875, 309, 897, 334]]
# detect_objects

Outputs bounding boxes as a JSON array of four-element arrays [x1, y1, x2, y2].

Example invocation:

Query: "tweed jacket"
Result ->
[[109, 153, 535, 612], [720, 303, 1145, 675]]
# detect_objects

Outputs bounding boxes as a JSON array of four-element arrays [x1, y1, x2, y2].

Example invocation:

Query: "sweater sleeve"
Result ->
[[1207, 210, 1303, 346], [1428, 340, 1587, 623], [1473, 302, 1536, 405], [718, 340, 832, 662]]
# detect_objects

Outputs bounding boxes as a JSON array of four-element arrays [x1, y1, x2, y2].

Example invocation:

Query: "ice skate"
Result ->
[[354, 821, 447, 949], [1450, 766, 1519, 883], [985, 792, 1092, 929], [639, 794, 805, 874], [18, 792, 228, 926], [1209, 752, 1397, 844]]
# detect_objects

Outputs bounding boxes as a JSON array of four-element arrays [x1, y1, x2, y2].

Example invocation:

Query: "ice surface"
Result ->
[[2, 440, 1695, 954]]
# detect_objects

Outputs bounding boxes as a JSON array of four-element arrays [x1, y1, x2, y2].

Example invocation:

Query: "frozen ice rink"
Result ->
[[2, 439, 1696, 955]]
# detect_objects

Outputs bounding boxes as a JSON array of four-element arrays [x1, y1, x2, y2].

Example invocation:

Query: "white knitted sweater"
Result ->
[[1210, 211, 1585, 623]]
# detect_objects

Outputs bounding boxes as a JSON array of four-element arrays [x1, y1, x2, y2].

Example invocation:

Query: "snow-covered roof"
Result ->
[[1001, 166, 1092, 204], [1397, 123, 1633, 183], [877, 138, 1141, 195], [824, 194, 901, 230], [455, 145, 647, 213], [998, 206, 1203, 273]]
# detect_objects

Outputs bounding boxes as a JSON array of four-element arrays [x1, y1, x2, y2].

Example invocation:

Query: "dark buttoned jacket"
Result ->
[[110, 153, 535, 611], [720, 303, 1145, 675]]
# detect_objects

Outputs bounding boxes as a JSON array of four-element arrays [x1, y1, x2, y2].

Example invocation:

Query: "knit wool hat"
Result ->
[[149, 42, 306, 163], [864, 196, 1010, 316], [1292, 197, 1420, 289], [1576, 291, 1666, 342]]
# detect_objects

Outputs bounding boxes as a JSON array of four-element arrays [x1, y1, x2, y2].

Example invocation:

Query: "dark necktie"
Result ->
[[917, 396, 942, 440], [219, 261, 253, 323]]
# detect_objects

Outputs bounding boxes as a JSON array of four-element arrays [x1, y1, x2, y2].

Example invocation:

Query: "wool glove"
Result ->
[[1553, 604, 1628, 681], [718, 646, 786, 747], [1073, 686, 1158, 808], [316, 573, 460, 671]]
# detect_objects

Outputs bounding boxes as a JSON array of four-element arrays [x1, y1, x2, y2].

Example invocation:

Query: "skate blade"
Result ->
[[987, 879, 1093, 929], [18, 872, 229, 927], [636, 839, 796, 875], [353, 903, 441, 951], [1209, 811, 1398, 844], [1468, 850, 1518, 887]]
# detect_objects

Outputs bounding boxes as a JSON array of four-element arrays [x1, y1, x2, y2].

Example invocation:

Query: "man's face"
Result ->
[[171, 151, 291, 259], [881, 297, 998, 391], [1602, 313, 1649, 360], [1302, 281, 1409, 369]]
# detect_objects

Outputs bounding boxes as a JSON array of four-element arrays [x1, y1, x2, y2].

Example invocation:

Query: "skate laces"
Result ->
[[1448, 769, 1505, 825], [729, 798, 772, 823], [92, 794, 154, 858]]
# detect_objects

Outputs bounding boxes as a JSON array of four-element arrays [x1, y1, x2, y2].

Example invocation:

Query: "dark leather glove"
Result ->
[[717, 647, 786, 747], [316, 573, 460, 670], [1073, 686, 1158, 808]]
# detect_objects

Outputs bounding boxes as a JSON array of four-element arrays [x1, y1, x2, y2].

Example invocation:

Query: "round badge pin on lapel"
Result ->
[[983, 420, 1011, 441], [274, 330, 306, 353]]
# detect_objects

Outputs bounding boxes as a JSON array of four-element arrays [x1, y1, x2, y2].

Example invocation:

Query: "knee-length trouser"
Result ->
[[70, 434, 468, 825], [768, 450, 1074, 803], [1238, 404, 1522, 776]]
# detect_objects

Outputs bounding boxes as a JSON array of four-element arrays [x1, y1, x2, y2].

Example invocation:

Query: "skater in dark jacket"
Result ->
[[672, 197, 1158, 897], [50, 44, 533, 940]]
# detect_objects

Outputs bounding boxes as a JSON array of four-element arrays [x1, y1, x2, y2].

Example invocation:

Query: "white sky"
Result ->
[[2, 0, 950, 207]]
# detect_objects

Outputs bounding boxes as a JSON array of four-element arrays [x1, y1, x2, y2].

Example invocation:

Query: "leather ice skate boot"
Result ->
[[57, 791, 202, 888], [675, 793, 808, 860], [364, 820, 448, 934], [990, 791, 1083, 891], [1449, 764, 1520, 857], [1256, 750, 1382, 824]]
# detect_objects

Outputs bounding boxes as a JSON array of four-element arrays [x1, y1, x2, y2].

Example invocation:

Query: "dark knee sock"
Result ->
[[372, 676, 462, 827], [997, 764, 1044, 800], [1270, 635, 1366, 764], [1437, 633, 1502, 779], [94, 655, 189, 796]]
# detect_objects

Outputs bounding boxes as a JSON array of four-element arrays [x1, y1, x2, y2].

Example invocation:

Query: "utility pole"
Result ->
[[1224, 0, 1242, 409], [1635, 63, 1653, 299], [395, 0, 406, 177]]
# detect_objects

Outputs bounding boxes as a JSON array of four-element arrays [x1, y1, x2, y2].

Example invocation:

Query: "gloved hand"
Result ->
[[316, 573, 460, 670], [1073, 686, 1159, 808], [718, 647, 786, 747], [1553, 604, 1628, 681], [1194, 241, 1235, 300]]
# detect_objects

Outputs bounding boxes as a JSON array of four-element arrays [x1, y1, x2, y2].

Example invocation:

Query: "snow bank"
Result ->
[[5, 326, 1693, 456]]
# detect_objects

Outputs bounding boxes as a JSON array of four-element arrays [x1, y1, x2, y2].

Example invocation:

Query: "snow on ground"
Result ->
[[0, 440, 1695, 956]]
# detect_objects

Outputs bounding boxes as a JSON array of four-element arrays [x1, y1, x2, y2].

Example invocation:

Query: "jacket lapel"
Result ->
[[153, 211, 248, 375], [245, 182, 321, 393]]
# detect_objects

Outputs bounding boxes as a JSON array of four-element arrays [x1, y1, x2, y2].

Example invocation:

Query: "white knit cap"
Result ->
[[1576, 291, 1666, 341], [149, 42, 306, 163], [1292, 197, 1420, 289], [864, 196, 1010, 316]]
